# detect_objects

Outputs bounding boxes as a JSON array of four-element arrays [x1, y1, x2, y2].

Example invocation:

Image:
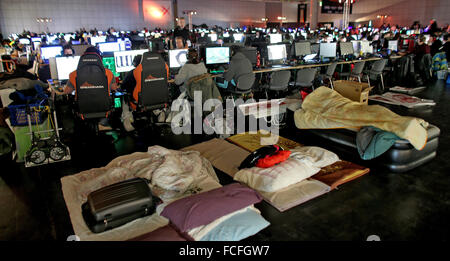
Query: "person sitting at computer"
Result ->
[[174, 48, 208, 94], [174, 36, 188, 50], [63, 45, 75, 56], [217, 46, 253, 91], [62, 47, 118, 130], [413, 35, 431, 64]]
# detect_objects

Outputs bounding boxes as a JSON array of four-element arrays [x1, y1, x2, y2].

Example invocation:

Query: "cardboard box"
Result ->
[[333, 80, 373, 104]]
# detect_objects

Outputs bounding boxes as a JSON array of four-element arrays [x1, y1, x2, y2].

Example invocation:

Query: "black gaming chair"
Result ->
[[73, 52, 114, 137], [136, 52, 170, 111], [75, 52, 112, 119], [131, 52, 171, 131]]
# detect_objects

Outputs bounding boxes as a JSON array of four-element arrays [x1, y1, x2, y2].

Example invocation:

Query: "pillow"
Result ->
[[128, 225, 186, 241], [234, 146, 339, 193], [189, 207, 270, 241], [290, 146, 339, 168], [160, 183, 263, 233], [234, 157, 321, 193]]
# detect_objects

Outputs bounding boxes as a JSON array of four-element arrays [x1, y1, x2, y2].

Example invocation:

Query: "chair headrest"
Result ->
[[141, 51, 164, 67], [77, 52, 104, 70]]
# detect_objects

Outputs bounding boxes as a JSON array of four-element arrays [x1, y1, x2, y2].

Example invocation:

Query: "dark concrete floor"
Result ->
[[1, 80, 449, 241]]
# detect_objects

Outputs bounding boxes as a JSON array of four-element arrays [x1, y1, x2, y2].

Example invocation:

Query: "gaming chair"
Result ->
[[75, 52, 112, 119], [133, 52, 169, 111]]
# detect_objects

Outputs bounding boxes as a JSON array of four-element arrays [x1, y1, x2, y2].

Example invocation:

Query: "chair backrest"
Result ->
[[370, 59, 387, 74], [236, 73, 256, 91], [325, 62, 338, 77], [138, 52, 169, 109], [270, 70, 291, 89], [296, 68, 317, 85], [352, 61, 366, 75], [75, 52, 111, 119]]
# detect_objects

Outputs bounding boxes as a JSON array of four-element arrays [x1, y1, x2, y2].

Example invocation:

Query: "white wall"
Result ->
[[318, 0, 450, 28], [176, 0, 266, 28], [282, 2, 298, 23], [0, 0, 173, 35]]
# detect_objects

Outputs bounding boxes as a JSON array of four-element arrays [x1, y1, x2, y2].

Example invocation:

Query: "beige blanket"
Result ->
[[294, 87, 429, 150], [61, 146, 221, 241]]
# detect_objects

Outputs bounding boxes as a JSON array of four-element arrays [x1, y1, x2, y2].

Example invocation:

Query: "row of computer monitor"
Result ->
[[50, 39, 397, 82], [51, 49, 149, 81]]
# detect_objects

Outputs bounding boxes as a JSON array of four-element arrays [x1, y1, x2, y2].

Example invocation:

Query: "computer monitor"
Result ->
[[388, 40, 398, 52], [102, 57, 120, 77], [113, 49, 149, 73], [169, 49, 188, 68], [267, 44, 287, 61], [351, 41, 361, 56], [90, 36, 107, 46], [19, 38, 31, 45], [97, 42, 121, 53], [234, 33, 244, 43], [239, 48, 258, 66], [319, 43, 337, 58], [360, 41, 373, 54], [55, 56, 80, 80], [117, 38, 132, 51], [208, 34, 218, 42], [269, 34, 282, 44], [72, 44, 91, 56], [64, 34, 75, 42], [340, 42, 354, 56], [205, 47, 230, 65], [294, 42, 311, 56], [33, 41, 41, 51], [40, 46, 63, 61], [311, 44, 320, 54]]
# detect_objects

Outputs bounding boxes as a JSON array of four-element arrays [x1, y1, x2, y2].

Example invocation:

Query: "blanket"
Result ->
[[294, 87, 429, 150], [61, 146, 221, 241]]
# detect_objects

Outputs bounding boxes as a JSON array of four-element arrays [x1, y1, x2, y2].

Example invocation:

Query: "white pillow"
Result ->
[[234, 157, 321, 192], [290, 146, 339, 168], [234, 146, 339, 193]]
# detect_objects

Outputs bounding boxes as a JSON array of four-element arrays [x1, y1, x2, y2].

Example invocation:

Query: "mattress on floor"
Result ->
[[61, 147, 222, 241], [307, 124, 440, 172], [182, 137, 370, 212]]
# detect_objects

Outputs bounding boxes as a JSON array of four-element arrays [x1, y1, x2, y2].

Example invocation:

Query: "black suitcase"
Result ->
[[82, 178, 158, 233]]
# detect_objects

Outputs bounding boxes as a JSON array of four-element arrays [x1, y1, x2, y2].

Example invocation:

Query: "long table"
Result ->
[[167, 57, 382, 83]]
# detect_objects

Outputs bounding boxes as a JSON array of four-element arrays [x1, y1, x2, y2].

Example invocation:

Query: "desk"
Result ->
[[166, 57, 382, 83]]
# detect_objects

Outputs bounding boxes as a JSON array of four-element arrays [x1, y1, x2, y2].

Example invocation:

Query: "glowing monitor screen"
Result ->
[[295, 42, 311, 56], [98, 42, 121, 53], [55, 56, 80, 80], [360, 41, 373, 54], [41, 46, 63, 60], [90, 36, 107, 46], [113, 49, 149, 73], [234, 33, 244, 42], [19, 38, 31, 45], [340, 42, 354, 55], [267, 44, 287, 61], [169, 49, 188, 68], [319, 43, 337, 58], [388, 40, 398, 51], [269, 34, 282, 44], [208, 34, 218, 42], [352, 41, 361, 55], [205, 47, 230, 65]]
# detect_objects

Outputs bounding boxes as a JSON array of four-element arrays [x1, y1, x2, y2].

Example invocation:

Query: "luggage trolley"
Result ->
[[24, 99, 71, 167]]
